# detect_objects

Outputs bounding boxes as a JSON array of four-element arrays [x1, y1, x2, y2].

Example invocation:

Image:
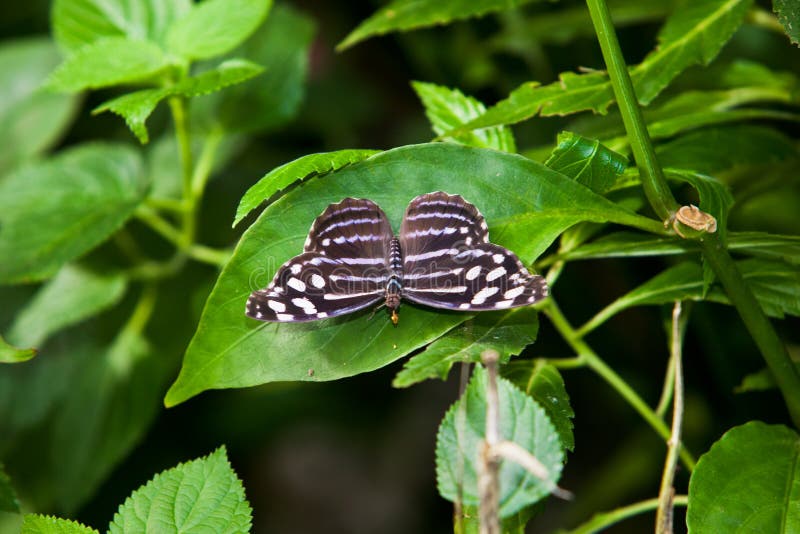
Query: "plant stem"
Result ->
[[584, 0, 677, 221], [560, 495, 688, 534], [543, 299, 696, 470], [655, 301, 685, 534], [168, 96, 195, 248], [699, 235, 800, 427]]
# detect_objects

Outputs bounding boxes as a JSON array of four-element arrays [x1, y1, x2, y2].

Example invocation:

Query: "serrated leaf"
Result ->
[[165, 143, 654, 407], [457, 0, 753, 131], [46, 37, 167, 93], [0, 335, 36, 364], [687, 421, 800, 532], [774, 0, 800, 46], [0, 37, 80, 175], [109, 446, 252, 534], [21, 515, 98, 534], [502, 361, 575, 451], [393, 308, 538, 388], [234, 149, 382, 227], [94, 59, 264, 143], [0, 463, 20, 512], [545, 131, 627, 194], [656, 125, 799, 175], [0, 143, 147, 284], [338, 0, 540, 50], [52, 0, 191, 54], [436, 366, 564, 517], [7, 265, 127, 348], [412, 81, 515, 152], [200, 3, 316, 134], [167, 0, 272, 60]]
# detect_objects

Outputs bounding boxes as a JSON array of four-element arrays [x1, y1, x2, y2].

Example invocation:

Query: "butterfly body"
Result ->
[[246, 192, 547, 324]]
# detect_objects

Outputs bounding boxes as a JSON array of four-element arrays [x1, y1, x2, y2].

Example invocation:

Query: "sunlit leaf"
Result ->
[[21, 515, 98, 534], [0, 144, 147, 284], [94, 59, 264, 143], [545, 131, 627, 194], [109, 446, 251, 534], [234, 149, 381, 227], [393, 308, 538, 388], [338, 0, 541, 50], [412, 81, 515, 151], [502, 361, 575, 451], [0, 335, 36, 364], [457, 0, 753, 131], [167, 0, 272, 60], [0, 38, 79, 175], [45, 37, 168, 93], [166, 143, 653, 406], [7, 265, 127, 348], [436, 366, 564, 517], [52, 0, 191, 53], [687, 421, 800, 532]]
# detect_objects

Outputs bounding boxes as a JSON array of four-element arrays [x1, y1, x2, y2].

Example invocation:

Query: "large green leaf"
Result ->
[[6, 265, 127, 348], [338, 0, 540, 50], [45, 37, 168, 92], [457, 0, 753, 131], [412, 81, 516, 152], [436, 366, 564, 517], [196, 3, 315, 134], [0, 143, 147, 284], [502, 361, 575, 451], [94, 58, 265, 143], [0, 463, 19, 513], [52, 0, 191, 53], [0, 38, 79, 175], [0, 336, 36, 364], [687, 421, 800, 532], [21, 515, 98, 534], [109, 446, 251, 533], [167, 0, 272, 60], [393, 308, 538, 388], [234, 149, 382, 227], [166, 143, 653, 406], [544, 131, 627, 194]]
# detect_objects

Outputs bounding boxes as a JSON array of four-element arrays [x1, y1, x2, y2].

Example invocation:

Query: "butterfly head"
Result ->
[[385, 277, 402, 325]]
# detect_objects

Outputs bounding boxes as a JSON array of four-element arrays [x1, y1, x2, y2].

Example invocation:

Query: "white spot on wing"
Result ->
[[465, 265, 481, 281], [504, 286, 526, 300], [492, 253, 505, 264], [287, 277, 306, 292], [267, 300, 286, 312], [494, 300, 514, 308], [486, 266, 506, 282], [322, 238, 331, 246], [471, 286, 500, 304], [292, 297, 317, 313], [290, 263, 302, 274], [276, 313, 294, 320], [459, 303, 471, 310]]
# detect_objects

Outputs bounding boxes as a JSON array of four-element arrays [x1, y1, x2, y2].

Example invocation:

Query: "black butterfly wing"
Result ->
[[399, 192, 548, 311], [247, 198, 394, 322]]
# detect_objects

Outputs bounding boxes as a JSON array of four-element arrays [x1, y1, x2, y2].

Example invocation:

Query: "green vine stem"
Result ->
[[542, 299, 696, 470], [584, 0, 678, 222], [560, 495, 688, 534], [585, 0, 800, 427], [700, 234, 800, 426]]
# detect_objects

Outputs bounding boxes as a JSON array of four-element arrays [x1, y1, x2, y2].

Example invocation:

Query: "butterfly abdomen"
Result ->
[[386, 237, 404, 323]]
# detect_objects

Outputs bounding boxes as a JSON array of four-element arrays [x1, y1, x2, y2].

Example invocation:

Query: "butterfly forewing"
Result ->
[[247, 198, 393, 322], [400, 193, 548, 311]]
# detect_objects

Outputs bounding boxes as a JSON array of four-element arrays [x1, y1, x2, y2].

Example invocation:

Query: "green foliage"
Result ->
[[109, 446, 251, 533], [0, 336, 36, 364], [687, 421, 800, 531], [0, 463, 20, 513], [21, 515, 99, 534], [412, 81, 516, 151], [0, 144, 147, 284], [436, 366, 565, 517], [774, 0, 800, 46], [545, 131, 627, 194], [234, 149, 382, 227], [393, 308, 538, 388]]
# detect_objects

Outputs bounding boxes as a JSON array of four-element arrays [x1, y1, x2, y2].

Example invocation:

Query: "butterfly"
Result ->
[[246, 192, 548, 324]]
